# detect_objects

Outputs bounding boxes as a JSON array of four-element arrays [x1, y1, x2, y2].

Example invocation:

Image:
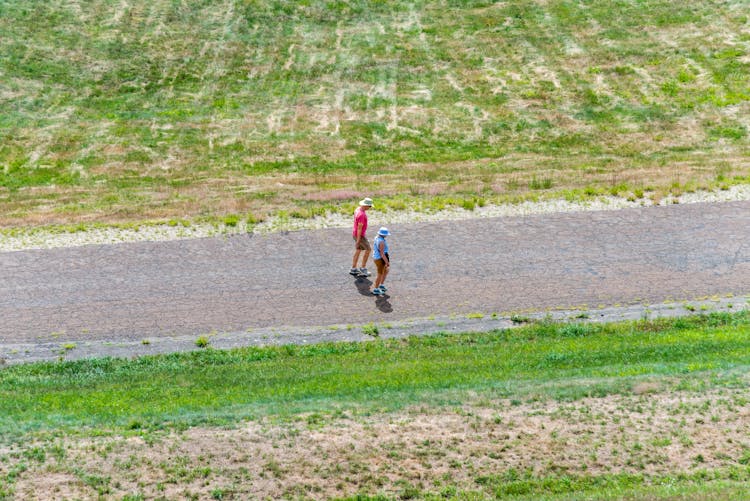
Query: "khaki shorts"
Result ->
[[353, 235, 371, 251], [374, 257, 389, 274]]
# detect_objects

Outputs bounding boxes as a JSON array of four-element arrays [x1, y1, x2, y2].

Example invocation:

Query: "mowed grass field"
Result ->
[[4, 312, 750, 499], [1, 0, 749, 226]]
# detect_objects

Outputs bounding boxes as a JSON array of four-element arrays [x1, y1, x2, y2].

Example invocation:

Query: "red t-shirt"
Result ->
[[352, 206, 368, 237]]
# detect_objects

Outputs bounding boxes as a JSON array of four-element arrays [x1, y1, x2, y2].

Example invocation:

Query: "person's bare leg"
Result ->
[[360, 249, 370, 269], [352, 248, 361, 269]]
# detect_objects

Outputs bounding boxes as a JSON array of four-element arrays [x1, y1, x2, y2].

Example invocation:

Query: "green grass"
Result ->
[[0, 0, 748, 226], [2, 311, 750, 438], [4, 312, 750, 498]]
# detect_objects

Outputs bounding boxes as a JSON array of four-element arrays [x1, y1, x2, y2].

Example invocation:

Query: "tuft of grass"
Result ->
[[362, 323, 379, 337], [510, 315, 531, 324], [529, 177, 554, 190], [222, 215, 240, 227]]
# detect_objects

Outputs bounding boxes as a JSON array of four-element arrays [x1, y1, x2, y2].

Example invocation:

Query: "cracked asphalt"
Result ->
[[1, 201, 748, 361]]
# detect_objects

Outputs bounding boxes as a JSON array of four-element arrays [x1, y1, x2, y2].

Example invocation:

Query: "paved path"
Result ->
[[1, 201, 748, 350]]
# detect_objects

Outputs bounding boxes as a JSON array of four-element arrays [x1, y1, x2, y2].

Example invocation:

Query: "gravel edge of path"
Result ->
[[2, 295, 746, 365]]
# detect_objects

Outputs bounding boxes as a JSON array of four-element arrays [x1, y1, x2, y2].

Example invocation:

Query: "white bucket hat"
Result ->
[[359, 197, 373, 207]]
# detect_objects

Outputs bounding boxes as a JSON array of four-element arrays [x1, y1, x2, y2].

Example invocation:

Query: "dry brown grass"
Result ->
[[1, 154, 747, 228], [6, 387, 750, 499]]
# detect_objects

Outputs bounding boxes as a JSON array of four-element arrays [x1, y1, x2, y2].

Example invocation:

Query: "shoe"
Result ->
[[371, 287, 383, 296], [349, 268, 360, 276], [379, 285, 387, 292], [358, 267, 371, 277]]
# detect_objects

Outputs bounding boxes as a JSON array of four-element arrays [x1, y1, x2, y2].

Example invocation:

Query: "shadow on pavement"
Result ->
[[354, 277, 373, 296], [376, 295, 392, 313]]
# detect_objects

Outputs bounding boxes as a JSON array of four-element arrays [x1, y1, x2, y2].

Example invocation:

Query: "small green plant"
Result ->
[[222, 215, 240, 227], [195, 336, 210, 348], [466, 312, 484, 319], [362, 323, 379, 337], [461, 199, 476, 211], [529, 177, 553, 190], [141, 339, 151, 345], [510, 315, 531, 324], [264, 460, 284, 478], [62, 343, 76, 351], [559, 323, 593, 337], [684, 304, 696, 312]]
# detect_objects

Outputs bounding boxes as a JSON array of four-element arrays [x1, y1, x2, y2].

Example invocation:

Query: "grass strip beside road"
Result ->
[[2, 312, 750, 438]]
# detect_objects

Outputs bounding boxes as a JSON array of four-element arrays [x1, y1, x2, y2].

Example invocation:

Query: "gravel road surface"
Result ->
[[1, 201, 748, 363]]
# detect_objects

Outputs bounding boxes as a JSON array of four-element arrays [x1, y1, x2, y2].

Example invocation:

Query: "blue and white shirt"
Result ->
[[373, 235, 389, 260]]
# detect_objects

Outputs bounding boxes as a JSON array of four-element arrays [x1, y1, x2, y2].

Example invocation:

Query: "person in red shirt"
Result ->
[[350, 197, 373, 277]]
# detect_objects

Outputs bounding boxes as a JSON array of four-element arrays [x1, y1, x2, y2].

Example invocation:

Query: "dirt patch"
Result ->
[[5, 387, 750, 499]]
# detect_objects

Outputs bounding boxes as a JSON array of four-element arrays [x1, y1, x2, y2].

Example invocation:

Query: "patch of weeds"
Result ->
[[22, 447, 46, 463], [651, 437, 672, 447], [395, 480, 421, 499], [466, 312, 484, 319], [195, 336, 210, 348], [559, 323, 594, 337], [76, 471, 111, 496], [461, 199, 476, 211], [211, 488, 231, 500], [263, 460, 285, 479], [362, 323, 379, 337], [222, 214, 240, 227], [529, 177, 554, 190], [685, 304, 696, 312], [510, 315, 531, 324]]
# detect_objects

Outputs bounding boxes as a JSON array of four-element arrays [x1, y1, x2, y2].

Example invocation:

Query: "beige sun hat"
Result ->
[[359, 197, 373, 207]]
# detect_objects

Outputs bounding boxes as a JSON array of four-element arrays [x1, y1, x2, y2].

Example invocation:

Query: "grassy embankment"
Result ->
[[3, 312, 750, 498], [1, 0, 749, 229]]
